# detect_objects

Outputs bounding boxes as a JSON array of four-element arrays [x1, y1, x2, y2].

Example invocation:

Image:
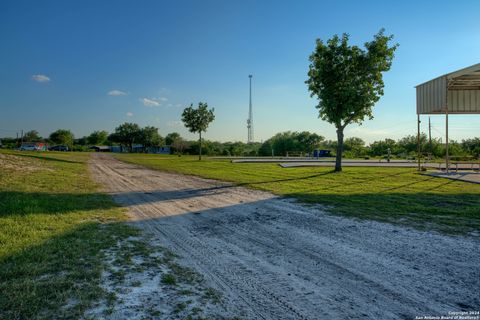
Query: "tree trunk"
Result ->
[[198, 131, 202, 161], [335, 127, 344, 172]]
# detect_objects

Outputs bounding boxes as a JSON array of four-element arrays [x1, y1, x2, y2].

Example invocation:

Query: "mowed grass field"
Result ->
[[0, 150, 136, 319], [116, 154, 480, 235]]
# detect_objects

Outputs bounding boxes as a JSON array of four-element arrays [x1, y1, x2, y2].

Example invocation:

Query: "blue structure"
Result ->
[[313, 149, 331, 158], [108, 145, 171, 154], [157, 146, 171, 154]]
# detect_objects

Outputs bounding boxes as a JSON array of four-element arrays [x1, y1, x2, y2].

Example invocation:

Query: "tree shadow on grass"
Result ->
[[287, 190, 480, 235], [379, 175, 437, 192], [0, 191, 118, 217], [0, 220, 135, 320], [236, 170, 336, 186], [110, 186, 238, 204], [309, 170, 412, 192]]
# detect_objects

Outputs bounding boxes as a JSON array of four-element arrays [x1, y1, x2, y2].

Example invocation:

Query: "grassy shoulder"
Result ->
[[115, 153, 480, 235], [0, 150, 137, 319]]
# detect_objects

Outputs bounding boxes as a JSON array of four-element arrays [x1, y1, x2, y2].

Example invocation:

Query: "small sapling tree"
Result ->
[[181, 102, 215, 160]]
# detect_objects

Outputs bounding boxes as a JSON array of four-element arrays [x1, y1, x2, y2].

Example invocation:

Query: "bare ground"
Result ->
[[89, 154, 479, 319]]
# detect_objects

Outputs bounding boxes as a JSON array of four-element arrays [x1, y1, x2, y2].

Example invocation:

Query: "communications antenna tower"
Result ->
[[247, 74, 254, 143]]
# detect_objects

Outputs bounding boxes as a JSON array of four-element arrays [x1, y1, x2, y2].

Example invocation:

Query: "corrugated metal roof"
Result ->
[[416, 63, 480, 114]]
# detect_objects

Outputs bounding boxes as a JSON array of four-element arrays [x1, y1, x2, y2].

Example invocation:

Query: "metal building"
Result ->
[[415, 63, 480, 171]]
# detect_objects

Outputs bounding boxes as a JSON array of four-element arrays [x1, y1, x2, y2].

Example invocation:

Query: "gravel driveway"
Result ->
[[90, 154, 479, 319]]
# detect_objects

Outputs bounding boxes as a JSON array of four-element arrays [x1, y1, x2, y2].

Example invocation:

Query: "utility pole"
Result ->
[[445, 109, 449, 173], [20, 130, 24, 146], [417, 115, 421, 170], [247, 75, 254, 144], [428, 117, 432, 152]]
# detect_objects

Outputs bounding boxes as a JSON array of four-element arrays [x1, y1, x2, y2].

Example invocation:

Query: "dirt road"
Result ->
[[90, 154, 479, 319]]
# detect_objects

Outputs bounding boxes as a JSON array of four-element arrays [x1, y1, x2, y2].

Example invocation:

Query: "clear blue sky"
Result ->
[[1, 0, 479, 143]]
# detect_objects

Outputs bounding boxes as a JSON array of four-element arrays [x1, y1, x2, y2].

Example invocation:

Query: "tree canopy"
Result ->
[[171, 136, 188, 155], [110, 123, 141, 151], [306, 29, 398, 171], [259, 131, 324, 156], [87, 130, 109, 145], [109, 124, 163, 152], [49, 129, 74, 148], [165, 132, 181, 146], [23, 130, 41, 142], [138, 126, 163, 151]]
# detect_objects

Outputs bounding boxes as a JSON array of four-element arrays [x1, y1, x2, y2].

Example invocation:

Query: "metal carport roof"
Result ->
[[415, 63, 480, 172], [416, 63, 480, 115]]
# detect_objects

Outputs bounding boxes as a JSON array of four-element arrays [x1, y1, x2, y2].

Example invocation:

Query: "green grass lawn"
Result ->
[[115, 153, 480, 235], [0, 150, 137, 319]]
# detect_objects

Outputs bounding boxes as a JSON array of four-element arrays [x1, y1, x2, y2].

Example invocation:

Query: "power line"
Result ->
[[431, 126, 444, 136]]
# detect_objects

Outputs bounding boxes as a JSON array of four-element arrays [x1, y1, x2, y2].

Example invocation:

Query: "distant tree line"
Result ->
[[1, 126, 479, 159], [256, 133, 480, 159], [258, 131, 324, 156]]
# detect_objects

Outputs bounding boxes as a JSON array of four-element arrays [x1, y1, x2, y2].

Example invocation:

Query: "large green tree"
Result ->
[[23, 130, 41, 142], [110, 123, 141, 152], [258, 131, 324, 156], [87, 130, 109, 145], [368, 138, 397, 157], [49, 129, 74, 149], [343, 137, 367, 158], [181, 102, 215, 160], [165, 132, 181, 146], [462, 138, 480, 157], [171, 136, 188, 155], [139, 126, 163, 152], [306, 29, 398, 171]]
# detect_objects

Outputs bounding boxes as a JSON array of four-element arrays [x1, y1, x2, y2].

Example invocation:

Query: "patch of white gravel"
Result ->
[[89, 154, 480, 320], [84, 237, 229, 320]]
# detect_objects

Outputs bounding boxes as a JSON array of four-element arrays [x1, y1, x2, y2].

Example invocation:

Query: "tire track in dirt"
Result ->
[[91, 159, 321, 318], [90, 157, 294, 318], [90, 154, 480, 319], [175, 205, 437, 318]]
